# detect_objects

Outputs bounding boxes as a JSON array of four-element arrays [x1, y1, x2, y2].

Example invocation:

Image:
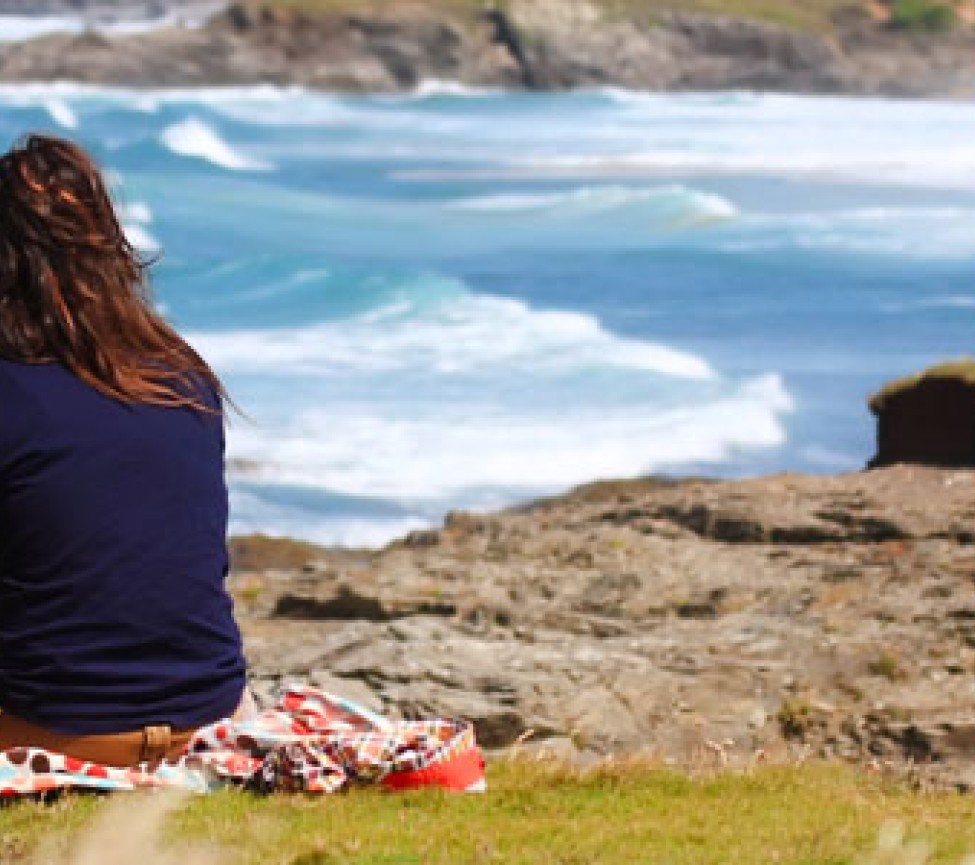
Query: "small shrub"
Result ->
[[868, 651, 905, 681], [778, 698, 815, 739], [238, 584, 263, 603], [890, 0, 959, 32]]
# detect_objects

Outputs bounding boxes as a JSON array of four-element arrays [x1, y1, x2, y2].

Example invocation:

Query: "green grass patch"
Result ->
[[890, 0, 959, 31], [4, 761, 975, 864], [603, 0, 859, 32]]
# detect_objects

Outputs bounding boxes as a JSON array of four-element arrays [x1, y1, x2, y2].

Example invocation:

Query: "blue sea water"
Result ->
[[1, 83, 974, 545]]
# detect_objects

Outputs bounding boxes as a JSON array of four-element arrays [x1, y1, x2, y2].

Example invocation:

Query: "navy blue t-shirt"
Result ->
[[0, 359, 246, 734]]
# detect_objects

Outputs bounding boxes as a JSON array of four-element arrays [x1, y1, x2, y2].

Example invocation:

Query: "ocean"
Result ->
[[1, 83, 972, 545]]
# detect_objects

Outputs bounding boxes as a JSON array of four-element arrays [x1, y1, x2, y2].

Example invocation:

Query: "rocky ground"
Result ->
[[229, 464, 975, 790], [2, 0, 975, 96]]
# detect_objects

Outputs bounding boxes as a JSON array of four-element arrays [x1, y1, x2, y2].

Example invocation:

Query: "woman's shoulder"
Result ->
[[0, 359, 99, 407], [0, 357, 52, 397], [0, 360, 52, 456]]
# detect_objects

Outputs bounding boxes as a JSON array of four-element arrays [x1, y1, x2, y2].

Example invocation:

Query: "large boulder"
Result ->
[[868, 359, 975, 468]]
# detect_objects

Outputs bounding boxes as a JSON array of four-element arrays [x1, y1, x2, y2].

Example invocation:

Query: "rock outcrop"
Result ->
[[869, 360, 975, 468], [4, 0, 975, 96], [230, 465, 975, 789]]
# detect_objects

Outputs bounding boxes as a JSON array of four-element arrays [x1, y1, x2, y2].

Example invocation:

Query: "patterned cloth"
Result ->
[[0, 685, 485, 799]]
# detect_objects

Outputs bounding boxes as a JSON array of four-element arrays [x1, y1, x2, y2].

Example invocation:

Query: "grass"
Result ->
[[251, 0, 863, 33], [869, 358, 975, 414], [890, 0, 959, 30], [605, 0, 860, 32], [5, 761, 975, 864], [253, 0, 975, 33]]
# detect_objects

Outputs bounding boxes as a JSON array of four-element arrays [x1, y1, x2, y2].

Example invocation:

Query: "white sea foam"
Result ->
[[598, 87, 760, 108], [160, 117, 272, 171], [522, 149, 975, 191], [409, 80, 499, 99], [123, 223, 161, 253], [3, 83, 316, 119], [189, 283, 792, 524], [3, 85, 975, 191], [120, 201, 160, 253], [99, 10, 220, 36], [400, 151, 975, 190], [43, 98, 78, 129], [0, 5, 223, 42], [227, 486, 430, 548], [445, 185, 737, 226], [0, 15, 86, 41], [882, 295, 975, 313], [0, 82, 303, 102], [446, 186, 667, 212], [220, 372, 793, 506], [726, 207, 975, 260], [387, 89, 975, 191], [923, 296, 975, 309], [121, 201, 154, 225], [189, 285, 715, 380], [146, 86, 346, 127]]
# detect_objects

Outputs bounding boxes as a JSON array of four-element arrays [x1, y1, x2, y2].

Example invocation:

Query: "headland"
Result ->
[[3, 0, 975, 97]]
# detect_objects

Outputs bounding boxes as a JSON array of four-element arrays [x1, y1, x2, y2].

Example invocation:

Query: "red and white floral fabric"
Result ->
[[0, 685, 485, 799]]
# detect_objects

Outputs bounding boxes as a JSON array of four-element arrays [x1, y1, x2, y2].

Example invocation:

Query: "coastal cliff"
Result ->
[[3, 0, 975, 96], [231, 465, 975, 789]]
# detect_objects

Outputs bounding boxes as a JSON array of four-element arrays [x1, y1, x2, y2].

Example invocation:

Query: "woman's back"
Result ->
[[0, 358, 245, 735], [0, 134, 246, 740]]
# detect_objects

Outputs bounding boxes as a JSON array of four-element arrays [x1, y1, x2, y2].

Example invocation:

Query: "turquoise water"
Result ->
[[2, 84, 974, 544]]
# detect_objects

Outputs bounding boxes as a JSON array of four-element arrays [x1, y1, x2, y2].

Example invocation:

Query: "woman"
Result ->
[[0, 134, 247, 767]]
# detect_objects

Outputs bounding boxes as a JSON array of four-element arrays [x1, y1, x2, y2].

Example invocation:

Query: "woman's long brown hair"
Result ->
[[0, 133, 226, 412]]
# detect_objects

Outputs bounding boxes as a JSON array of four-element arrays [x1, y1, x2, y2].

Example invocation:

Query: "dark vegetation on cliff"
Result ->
[[870, 360, 975, 469]]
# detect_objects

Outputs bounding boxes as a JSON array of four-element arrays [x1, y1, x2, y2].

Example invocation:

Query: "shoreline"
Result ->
[[6, 76, 975, 103], [2, 1, 975, 98]]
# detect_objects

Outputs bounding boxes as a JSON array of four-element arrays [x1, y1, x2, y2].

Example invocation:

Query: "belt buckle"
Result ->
[[140, 724, 172, 765]]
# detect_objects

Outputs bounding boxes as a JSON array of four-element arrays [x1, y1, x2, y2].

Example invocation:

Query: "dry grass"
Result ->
[[27, 791, 223, 865]]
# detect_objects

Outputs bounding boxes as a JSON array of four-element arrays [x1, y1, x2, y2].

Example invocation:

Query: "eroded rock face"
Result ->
[[869, 363, 975, 469], [232, 465, 975, 789], [3, 0, 975, 96]]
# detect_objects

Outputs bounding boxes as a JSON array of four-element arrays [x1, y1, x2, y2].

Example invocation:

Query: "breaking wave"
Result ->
[[189, 281, 716, 379], [160, 117, 272, 171], [445, 185, 737, 227]]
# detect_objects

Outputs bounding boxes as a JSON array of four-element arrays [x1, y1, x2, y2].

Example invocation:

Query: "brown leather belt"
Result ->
[[0, 711, 197, 767]]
